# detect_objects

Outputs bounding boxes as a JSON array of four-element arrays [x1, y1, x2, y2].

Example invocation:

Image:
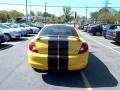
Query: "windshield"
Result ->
[[40, 25, 78, 36]]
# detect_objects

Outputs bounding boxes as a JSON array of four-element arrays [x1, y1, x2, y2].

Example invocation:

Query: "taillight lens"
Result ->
[[79, 43, 88, 54], [112, 33, 118, 37], [29, 42, 38, 53]]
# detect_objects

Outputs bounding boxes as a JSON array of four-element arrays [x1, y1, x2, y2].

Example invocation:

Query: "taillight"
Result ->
[[29, 42, 38, 53], [112, 33, 118, 37], [79, 43, 88, 54]]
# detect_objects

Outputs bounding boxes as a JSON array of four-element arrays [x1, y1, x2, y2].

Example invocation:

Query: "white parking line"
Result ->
[[4, 42, 19, 45], [111, 47, 120, 49], [78, 30, 120, 54], [86, 36, 120, 54], [81, 71, 93, 90]]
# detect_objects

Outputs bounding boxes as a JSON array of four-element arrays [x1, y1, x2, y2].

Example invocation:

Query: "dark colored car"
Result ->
[[83, 24, 95, 32], [106, 25, 120, 42], [88, 24, 107, 36], [78, 24, 89, 30], [83, 24, 90, 32], [86, 24, 96, 32], [102, 24, 118, 39]]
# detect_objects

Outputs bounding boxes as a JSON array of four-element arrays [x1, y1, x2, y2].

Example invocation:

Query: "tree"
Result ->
[[62, 6, 73, 23], [42, 12, 52, 17], [97, 8, 116, 23], [9, 10, 23, 19], [0, 10, 9, 22], [90, 11, 98, 22], [113, 10, 120, 23], [90, 7, 116, 23], [30, 11, 35, 16], [36, 11, 42, 16]]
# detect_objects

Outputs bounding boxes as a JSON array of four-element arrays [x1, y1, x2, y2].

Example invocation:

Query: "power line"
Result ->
[[0, 3, 120, 8]]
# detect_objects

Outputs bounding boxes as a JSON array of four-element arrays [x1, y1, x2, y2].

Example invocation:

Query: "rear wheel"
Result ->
[[32, 67, 47, 73], [90, 33, 94, 36], [4, 34, 11, 41], [95, 32, 101, 36]]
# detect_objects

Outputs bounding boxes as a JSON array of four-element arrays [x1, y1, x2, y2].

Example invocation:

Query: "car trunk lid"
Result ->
[[35, 36, 82, 55]]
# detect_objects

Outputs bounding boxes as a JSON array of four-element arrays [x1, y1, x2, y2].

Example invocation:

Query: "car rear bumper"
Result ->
[[112, 37, 120, 42], [33, 29, 40, 34], [28, 50, 89, 71]]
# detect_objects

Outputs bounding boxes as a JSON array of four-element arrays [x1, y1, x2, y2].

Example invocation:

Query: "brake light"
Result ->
[[112, 33, 118, 37], [29, 42, 38, 53], [79, 43, 88, 54]]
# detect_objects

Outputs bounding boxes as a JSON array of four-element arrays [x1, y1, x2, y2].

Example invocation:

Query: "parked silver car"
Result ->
[[20, 24, 40, 34], [9, 24, 28, 36], [0, 24, 21, 41]]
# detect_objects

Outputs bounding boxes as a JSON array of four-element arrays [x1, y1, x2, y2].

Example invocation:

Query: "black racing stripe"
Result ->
[[59, 37, 68, 71], [48, 37, 58, 71]]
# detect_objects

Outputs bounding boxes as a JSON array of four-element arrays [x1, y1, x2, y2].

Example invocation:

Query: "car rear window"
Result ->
[[39, 25, 78, 36], [110, 25, 120, 29]]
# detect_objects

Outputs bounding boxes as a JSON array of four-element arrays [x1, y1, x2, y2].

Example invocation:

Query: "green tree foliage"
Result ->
[[9, 10, 23, 19], [90, 11, 98, 22], [0, 10, 9, 22], [90, 7, 116, 23], [42, 12, 52, 17], [0, 10, 24, 22], [113, 10, 120, 23], [30, 11, 35, 16], [63, 6, 73, 23], [36, 11, 42, 16]]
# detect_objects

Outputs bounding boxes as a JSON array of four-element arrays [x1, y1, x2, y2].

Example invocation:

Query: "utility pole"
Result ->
[[26, 0, 28, 24], [85, 5, 88, 24], [74, 12, 77, 27], [29, 2, 31, 24], [105, 0, 109, 8], [45, 2, 47, 24]]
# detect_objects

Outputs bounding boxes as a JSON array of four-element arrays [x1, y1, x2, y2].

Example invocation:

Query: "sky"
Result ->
[[0, 0, 120, 17]]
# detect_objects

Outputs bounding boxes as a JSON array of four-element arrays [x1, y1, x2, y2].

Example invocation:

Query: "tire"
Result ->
[[104, 36, 107, 39], [32, 67, 47, 73], [4, 34, 11, 41], [95, 32, 101, 36], [90, 33, 94, 36]]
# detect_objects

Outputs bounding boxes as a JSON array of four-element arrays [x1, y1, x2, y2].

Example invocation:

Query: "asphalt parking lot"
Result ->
[[0, 31, 120, 90]]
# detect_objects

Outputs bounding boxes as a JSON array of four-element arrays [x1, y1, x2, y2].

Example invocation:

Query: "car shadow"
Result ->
[[84, 53, 118, 88], [24, 34, 35, 37], [0, 44, 13, 51], [41, 53, 118, 88], [111, 42, 120, 46], [9, 38, 28, 42]]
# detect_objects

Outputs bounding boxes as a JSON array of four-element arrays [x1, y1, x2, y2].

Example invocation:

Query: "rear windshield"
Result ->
[[39, 25, 78, 36], [110, 25, 120, 29]]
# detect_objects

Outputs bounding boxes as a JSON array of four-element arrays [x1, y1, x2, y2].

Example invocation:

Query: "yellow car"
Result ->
[[28, 24, 89, 71]]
